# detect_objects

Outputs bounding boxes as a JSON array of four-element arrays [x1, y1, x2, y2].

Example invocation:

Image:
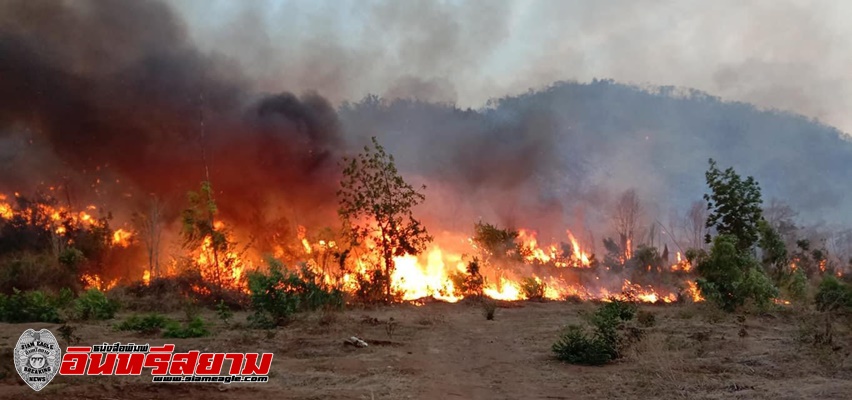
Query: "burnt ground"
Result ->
[[0, 301, 850, 399]]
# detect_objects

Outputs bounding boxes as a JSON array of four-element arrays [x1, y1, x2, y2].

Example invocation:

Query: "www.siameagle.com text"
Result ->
[[153, 375, 269, 383]]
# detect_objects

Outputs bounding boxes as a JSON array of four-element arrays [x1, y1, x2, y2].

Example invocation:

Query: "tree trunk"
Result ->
[[383, 250, 394, 303]]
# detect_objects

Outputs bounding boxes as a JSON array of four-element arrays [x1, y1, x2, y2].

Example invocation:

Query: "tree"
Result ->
[[181, 181, 243, 296], [696, 235, 777, 312], [763, 198, 798, 241], [758, 219, 788, 280], [703, 159, 763, 252], [685, 200, 707, 250], [337, 137, 433, 302], [472, 221, 520, 264], [132, 196, 163, 279], [612, 189, 641, 260]]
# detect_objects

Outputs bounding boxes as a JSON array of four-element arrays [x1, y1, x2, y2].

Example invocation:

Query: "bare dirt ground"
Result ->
[[0, 301, 850, 399]]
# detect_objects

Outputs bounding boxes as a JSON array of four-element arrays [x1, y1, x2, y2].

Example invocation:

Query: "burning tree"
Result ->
[[132, 196, 163, 280], [181, 181, 244, 297], [613, 189, 642, 261], [337, 137, 433, 302]]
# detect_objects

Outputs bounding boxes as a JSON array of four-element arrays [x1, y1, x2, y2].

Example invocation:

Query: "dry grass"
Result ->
[[0, 302, 849, 399]]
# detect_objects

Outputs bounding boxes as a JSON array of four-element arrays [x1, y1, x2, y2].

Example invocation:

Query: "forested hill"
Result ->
[[339, 80, 852, 226]]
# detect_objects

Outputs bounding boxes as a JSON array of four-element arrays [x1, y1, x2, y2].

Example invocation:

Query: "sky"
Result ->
[[171, 0, 852, 135]]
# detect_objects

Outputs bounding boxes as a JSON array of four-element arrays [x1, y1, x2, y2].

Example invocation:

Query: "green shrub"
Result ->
[[0, 289, 63, 323], [552, 325, 613, 366], [788, 268, 808, 302], [739, 267, 779, 310], [58, 247, 85, 268], [74, 289, 119, 320], [814, 276, 852, 312], [696, 235, 779, 312], [163, 317, 210, 338], [552, 300, 640, 365], [450, 258, 485, 298], [521, 277, 546, 301], [216, 300, 233, 325], [116, 313, 173, 334], [247, 260, 344, 328], [596, 300, 638, 322]]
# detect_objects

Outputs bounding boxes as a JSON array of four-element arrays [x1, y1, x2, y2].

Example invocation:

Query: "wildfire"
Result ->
[[482, 277, 523, 300], [0, 190, 710, 305], [686, 280, 703, 302], [0, 192, 103, 235], [391, 248, 462, 302], [81, 273, 118, 291], [566, 230, 591, 267], [518, 229, 558, 264], [289, 226, 698, 304], [671, 252, 693, 272], [298, 225, 312, 254], [112, 228, 133, 247], [773, 298, 791, 306], [194, 235, 248, 291], [0, 194, 13, 219], [516, 229, 592, 268]]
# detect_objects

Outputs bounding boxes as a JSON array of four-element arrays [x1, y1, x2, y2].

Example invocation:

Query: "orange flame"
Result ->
[[112, 228, 133, 247], [0, 195, 13, 219], [566, 230, 591, 267], [81, 273, 118, 291]]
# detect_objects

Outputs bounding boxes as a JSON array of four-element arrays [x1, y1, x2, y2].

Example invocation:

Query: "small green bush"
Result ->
[[787, 268, 809, 302], [163, 317, 210, 338], [0, 289, 64, 323], [814, 276, 852, 312], [74, 289, 119, 320], [596, 300, 638, 322], [552, 300, 640, 365], [216, 300, 233, 325], [552, 325, 613, 365], [58, 247, 85, 268], [521, 277, 546, 301], [739, 267, 779, 310], [696, 235, 779, 312], [247, 260, 344, 328], [116, 313, 172, 334]]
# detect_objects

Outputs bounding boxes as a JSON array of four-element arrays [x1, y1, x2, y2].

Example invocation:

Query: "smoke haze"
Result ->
[[1, 0, 851, 253]]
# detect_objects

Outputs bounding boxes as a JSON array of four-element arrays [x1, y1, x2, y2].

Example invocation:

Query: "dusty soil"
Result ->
[[0, 301, 850, 399]]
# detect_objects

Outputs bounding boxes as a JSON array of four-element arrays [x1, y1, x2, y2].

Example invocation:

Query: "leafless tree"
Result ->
[[684, 200, 707, 250], [133, 196, 164, 278], [763, 198, 799, 245], [612, 189, 641, 259]]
